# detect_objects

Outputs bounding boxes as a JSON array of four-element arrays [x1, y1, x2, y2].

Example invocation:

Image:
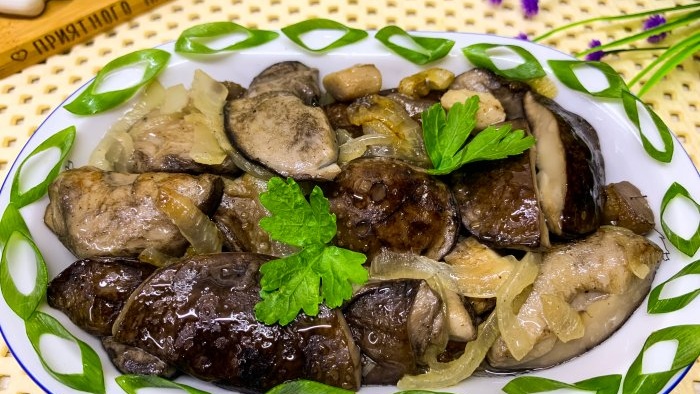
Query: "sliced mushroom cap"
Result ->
[[212, 174, 296, 256], [44, 167, 223, 258], [323, 64, 382, 102], [382, 90, 440, 123], [225, 91, 341, 181], [113, 252, 361, 392], [325, 157, 459, 260], [523, 91, 605, 239], [246, 61, 321, 106], [486, 226, 663, 370], [343, 279, 447, 385], [126, 113, 238, 175], [449, 68, 530, 119], [452, 120, 549, 251], [102, 336, 178, 378], [47, 257, 155, 336], [602, 181, 655, 235]]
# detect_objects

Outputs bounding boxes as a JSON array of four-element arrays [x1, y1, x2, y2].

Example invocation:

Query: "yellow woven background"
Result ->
[[0, 0, 698, 393]]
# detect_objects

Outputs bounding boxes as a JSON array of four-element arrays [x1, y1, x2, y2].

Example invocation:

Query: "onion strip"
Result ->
[[397, 311, 499, 389], [495, 252, 540, 361], [156, 186, 223, 255]]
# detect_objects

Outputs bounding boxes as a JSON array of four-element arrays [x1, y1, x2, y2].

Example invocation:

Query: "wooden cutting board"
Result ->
[[0, 0, 170, 79]]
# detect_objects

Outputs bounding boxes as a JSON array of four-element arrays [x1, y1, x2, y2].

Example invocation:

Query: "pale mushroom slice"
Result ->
[[486, 226, 663, 370], [523, 91, 605, 239], [224, 91, 341, 181]]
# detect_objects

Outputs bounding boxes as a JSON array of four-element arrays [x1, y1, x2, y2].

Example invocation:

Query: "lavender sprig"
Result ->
[[531, 3, 700, 97]]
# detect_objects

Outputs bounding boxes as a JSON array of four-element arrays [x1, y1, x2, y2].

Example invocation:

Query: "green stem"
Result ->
[[575, 9, 700, 57], [637, 38, 700, 97], [533, 3, 700, 42], [604, 46, 669, 55], [629, 31, 700, 87]]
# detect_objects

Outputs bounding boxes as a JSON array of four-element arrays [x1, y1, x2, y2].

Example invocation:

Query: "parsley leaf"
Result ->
[[422, 95, 536, 175], [255, 177, 368, 326]]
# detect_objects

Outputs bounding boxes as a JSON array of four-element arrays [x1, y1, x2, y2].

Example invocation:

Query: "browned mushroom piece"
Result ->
[[322, 64, 382, 102], [449, 68, 530, 119], [452, 120, 549, 251], [245, 61, 321, 106], [486, 226, 663, 371], [523, 91, 605, 239], [323, 101, 364, 138], [102, 336, 178, 378], [212, 174, 296, 256], [602, 181, 655, 235], [224, 91, 341, 181], [343, 279, 447, 385], [325, 156, 459, 260], [112, 253, 361, 393], [44, 166, 223, 258], [47, 257, 155, 336]]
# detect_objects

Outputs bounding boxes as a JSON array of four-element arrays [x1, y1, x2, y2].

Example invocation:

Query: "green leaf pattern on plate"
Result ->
[[175, 22, 279, 54], [10, 126, 75, 208], [548, 59, 627, 98], [374, 25, 455, 64], [281, 18, 368, 52], [623, 325, 700, 394], [1, 18, 699, 394], [621, 90, 675, 163], [63, 48, 171, 115], [659, 182, 700, 257], [462, 43, 546, 80], [25, 311, 106, 394], [0, 230, 47, 320], [648, 260, 700, 314], [502, 374, 622, 394], [116, 375, 211, 394]]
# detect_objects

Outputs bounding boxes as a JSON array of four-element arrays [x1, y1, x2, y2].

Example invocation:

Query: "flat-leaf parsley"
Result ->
[[255, 177, 368, 326], [422, 95, 535, 175]]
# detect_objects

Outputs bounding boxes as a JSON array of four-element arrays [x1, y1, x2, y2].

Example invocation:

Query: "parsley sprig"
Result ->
[[255, 177, 368, 326], [422, 95, 535, 175]]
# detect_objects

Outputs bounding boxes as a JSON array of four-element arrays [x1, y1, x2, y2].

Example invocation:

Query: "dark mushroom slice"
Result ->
[[246, 61, 321, 106], [602, 181, 655, 235], [449, 68, 530, 119], [112, 253, 361, 393], [47, 257, 155, 336], [225, 91, 341, 181], [523, 91, 605, 239], [126, 112, 239, 175], [452, 120, 549, 251], [343, 279, 447, 385], [382, 90, 440, 123], [323, 102, 363, 138], [102, 337, 178, 378], [212, 174, 296, 256], [486, 226, 663, 371], [325, 157, 459, 260], [44, 166, 223, 258]]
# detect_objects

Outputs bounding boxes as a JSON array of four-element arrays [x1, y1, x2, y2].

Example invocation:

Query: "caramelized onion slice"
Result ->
[[540, 293, 585, 343], [157, 186, 223, 255], [443, 237, 516, 298], [397, 311, 499, 389], [495, 252, 540, 361]]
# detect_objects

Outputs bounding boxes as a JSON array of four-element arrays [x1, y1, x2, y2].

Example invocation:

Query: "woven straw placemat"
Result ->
[[0, 0, 698, 393]]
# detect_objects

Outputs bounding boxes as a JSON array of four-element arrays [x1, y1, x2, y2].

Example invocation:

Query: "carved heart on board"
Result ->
[[11, 50, 28, 62]]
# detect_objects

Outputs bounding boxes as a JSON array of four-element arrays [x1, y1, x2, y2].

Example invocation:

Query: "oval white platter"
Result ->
[[0, 24, 699, 394]]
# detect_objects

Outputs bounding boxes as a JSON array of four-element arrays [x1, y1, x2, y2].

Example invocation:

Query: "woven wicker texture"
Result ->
[[0, 0, 699, 393]]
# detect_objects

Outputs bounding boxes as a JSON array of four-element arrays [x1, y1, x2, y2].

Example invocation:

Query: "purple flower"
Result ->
[[489, 0, 503, 5], [585, 39, 606, 61], [522, 0, 539, 17], [643, 14, 668, 43], [515, 32, 529, 41]]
